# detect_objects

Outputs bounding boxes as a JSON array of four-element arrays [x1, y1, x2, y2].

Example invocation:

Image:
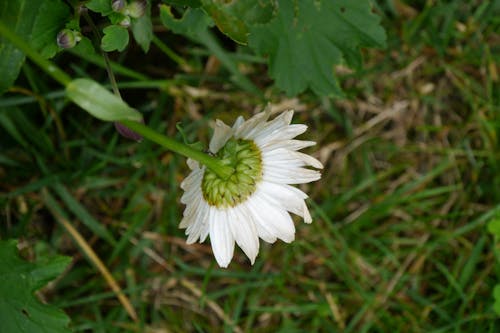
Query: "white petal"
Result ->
[[209, 119, 233, 153], [263, 148, 323, 169], [247, 191, 296, 243], [186, 158, 199, 171], [260, 139, 316, 152], [209, 208, 235, 268], [184, 200, 210, 244], [180, 167, 203, 191], [259, 182, 312, 223], [232, 116, 245, 130], [228, 207, 259, 264], [263, 165, 322, 184], [254, 124, 308, 145], [234, 111, 270, 139], [240, 110, 292, 140]]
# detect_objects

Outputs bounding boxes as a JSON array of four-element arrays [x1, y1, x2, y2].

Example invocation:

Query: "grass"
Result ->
[[1, 0, 500, 332]]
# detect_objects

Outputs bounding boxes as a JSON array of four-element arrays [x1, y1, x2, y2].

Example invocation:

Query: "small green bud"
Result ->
[[119, 16, 131, 27], [112, 0, 126, 12], [125, 0, 146, 18], [56, 29, 81, 49]]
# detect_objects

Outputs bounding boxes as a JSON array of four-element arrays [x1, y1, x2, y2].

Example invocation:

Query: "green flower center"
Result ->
[[202, 139, 262, 208]]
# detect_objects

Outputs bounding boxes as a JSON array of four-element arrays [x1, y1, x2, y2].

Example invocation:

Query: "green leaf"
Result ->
[[85, 0, 113, 15], [0, 0, 71, 94], [248, 0, 386, 96], [488, 217, 500, 237], [101, 25, 129, 52], [0, 239, 72, 333], [31, 0, 71, 58], [200, 0, 275, 44], [159, 5, 213, 39], [131, 5, 153, 52], [0, 0, 44, 94], [70, 36, 98, 58], [65, 78, 143, 122]]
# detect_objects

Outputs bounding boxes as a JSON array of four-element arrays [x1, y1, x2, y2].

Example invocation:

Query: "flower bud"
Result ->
[[125, 0, 146, 18], [56, 29, 82, 49], [118, 16, 131, 27], [112, 0, 126, 13], [114, 122, 143, 141]]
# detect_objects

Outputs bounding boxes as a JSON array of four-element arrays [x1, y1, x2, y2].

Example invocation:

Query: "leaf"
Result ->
[[248, 0, 387, 96], [159, 5, 213, 40], [488, 217, 500, 237], [101, 25, 130, 52], [65, 78, 143, 122], [0, 239, 72, 333], [0, 1, 44, 94], [0, 0, 71, 94], [200, 0, 276, 44], [85, 0, 113, 15], [131, 4, 153, 52], [31, 0, 71, 58]]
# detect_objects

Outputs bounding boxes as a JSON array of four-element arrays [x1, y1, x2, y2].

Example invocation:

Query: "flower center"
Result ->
[[202, 139, 262, 208]]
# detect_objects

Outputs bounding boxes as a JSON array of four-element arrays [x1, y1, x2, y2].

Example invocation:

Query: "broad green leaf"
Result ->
[[31, 0, 71, 58], [200, 0, 275, 44], [159, 5, 213, 39], [0, 239, 72, 333], [66, 78, 143, 122], [85, 0, 113, 15], [131, 4, 153, 52], [0, 0, 71, 94], [101, 25, 129, 52], [248, 0, 386, 96], [0, 1, 44, 94]]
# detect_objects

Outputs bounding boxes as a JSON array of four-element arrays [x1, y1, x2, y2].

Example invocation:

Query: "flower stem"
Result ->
[[120, 120, 234, 179], [0, 20, 234, 179], [0, 21, 71, 86]]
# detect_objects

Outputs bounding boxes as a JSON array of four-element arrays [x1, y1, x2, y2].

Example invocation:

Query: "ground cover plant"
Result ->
[[0, 0, 499, 332]]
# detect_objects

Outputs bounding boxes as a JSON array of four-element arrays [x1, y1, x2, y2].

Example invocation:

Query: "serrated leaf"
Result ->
[[0, 239, 72, 333], [66, 78, 143, 122], [201, 0, 276, 44], [131, 4, 153, 52], [0, 1, 43, 94], [85, 0, 113, 15], [248, 0, 386, 96], [101, 25, 129, 52], [31, 0, 71, 58], [159, 5, 213, 39]]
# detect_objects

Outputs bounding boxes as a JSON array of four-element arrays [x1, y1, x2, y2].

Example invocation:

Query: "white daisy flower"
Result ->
[[179, 110, 323, 268]]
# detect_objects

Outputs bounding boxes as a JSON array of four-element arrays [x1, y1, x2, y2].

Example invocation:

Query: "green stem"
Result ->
[[0, 21, 71, 86], [0, 20, 233, 179], [121, 120, 234, 180]]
